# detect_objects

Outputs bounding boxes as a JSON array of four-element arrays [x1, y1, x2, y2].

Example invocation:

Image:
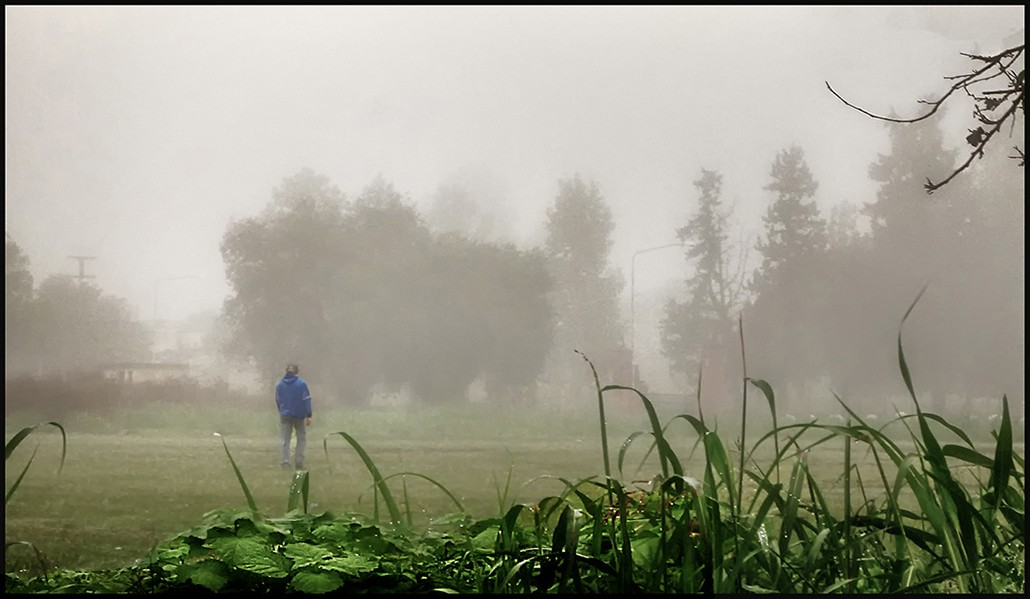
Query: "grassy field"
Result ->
[[8, 393, 1009, 577]]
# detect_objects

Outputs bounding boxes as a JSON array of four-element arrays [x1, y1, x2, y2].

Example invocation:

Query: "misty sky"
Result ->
[[5, 6, 1024, 322]]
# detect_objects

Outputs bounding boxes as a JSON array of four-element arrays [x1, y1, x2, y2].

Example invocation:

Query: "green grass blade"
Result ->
[[577, 350, 612, 479], [5, 421, 68, 505], [5, 540, 50, 582], [214, 433, 259, 514], [748, 378, 780, 484], [5, 422, 66, 468], [736, 314, 749, 592], [941, 444, 994, 469], [324, 431, 402, 525], [909, 412, 976, 448], [382, 471, 467, 514], [492, 458, 516, 516], [402, 476, 413, 528], [843, 417, 854, 594], [287, 469, 310, 514], [618, 430, 648, 480], [5, 443, 40, 506], [778, 452, 807, 558], [681, 414, 734, 503], [988, 395, 1014, 515], [896, 282, 929, 411], [603, 384, 683, 478]]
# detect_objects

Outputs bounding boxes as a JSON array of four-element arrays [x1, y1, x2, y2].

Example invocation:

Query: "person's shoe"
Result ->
[[280, 462, 290, 469], [294, 463, 304, 470]]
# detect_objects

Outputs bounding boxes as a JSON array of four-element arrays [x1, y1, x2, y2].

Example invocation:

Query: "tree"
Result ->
[[542, 175, 627, 399], [827, 42, 1024, 192], [423, 164, 512, 243], [660, 169, 746, 406], [858, 115, 1022, 406], [750, 146, 828, 297], [425, 184, 484, 238], [415, 235, 553, 404], [827, 200, 863, 249], [809, 112, 1023, 414], [6, 233, 151, 377], [746, 146, 830, 401], [221, 168, 353, 395], [864, 114, 962, 246], [32, 276, 151, 375], [5, 233, 35, 374], [222, 169, 555, 406]]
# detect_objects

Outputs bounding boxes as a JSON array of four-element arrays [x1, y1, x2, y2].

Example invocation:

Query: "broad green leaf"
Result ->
[[631, 529, 660, 569], [284, 542, 334, 568], [291, 570, 344, 593], [179, 559, 229, 592], [318, 553, 380, 575], [472, 525, 499, 550], [207, 536, 290, 578]]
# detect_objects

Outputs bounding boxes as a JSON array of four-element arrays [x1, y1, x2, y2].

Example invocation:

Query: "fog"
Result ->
[[5, 6, 1024, 415]]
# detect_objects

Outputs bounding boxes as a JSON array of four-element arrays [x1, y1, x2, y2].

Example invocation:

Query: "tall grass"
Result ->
[[5, 421, 66, 507], [5, 421, 67, 584]]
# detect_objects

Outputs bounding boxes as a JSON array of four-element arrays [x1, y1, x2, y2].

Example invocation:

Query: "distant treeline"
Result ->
[[5, 115, 1023, 413]]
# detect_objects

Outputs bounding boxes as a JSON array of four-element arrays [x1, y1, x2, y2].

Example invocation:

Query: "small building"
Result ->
[[101, 362, 190, 383]]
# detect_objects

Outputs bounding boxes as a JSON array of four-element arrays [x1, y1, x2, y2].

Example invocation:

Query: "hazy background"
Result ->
[[7, 6, 1022, 319], [5, 5, 1025, 419]]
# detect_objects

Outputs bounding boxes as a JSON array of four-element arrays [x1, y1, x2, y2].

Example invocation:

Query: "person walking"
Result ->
[[276, 362, 312, 470]]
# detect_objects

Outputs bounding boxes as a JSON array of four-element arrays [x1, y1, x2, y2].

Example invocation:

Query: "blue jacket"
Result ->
[[276, 374, 312, 419]]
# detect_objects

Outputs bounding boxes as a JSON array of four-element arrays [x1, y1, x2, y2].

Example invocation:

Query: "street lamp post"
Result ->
[[630, 242, 684, 386]]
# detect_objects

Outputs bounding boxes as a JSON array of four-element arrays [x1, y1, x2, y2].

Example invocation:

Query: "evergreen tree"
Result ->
[[747, 146, 829, 400], [851, 115, 1023, 408], [660, 169, 745, 410], [751, 146, 827, 296]]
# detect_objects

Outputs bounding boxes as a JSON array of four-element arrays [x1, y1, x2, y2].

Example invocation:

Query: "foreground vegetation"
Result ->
[[5, 304, 1026, 593]]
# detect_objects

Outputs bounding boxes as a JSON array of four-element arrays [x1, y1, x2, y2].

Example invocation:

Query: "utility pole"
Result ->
[[66, 255, 96, 284]]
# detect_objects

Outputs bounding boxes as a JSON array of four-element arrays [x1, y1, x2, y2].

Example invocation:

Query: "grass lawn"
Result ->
[[5, 395, 1018, 579]]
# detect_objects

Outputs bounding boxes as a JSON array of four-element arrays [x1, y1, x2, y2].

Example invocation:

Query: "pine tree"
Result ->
[[747, 146, 829, 401], [661, 169, 744, 403], [751, 145, 827, 296]]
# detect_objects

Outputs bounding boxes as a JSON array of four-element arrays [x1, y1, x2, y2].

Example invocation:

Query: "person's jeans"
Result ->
[[280, 416, 307, 468]]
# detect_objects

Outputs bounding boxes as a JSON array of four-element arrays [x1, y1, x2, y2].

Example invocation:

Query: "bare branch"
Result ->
[[826, 44, 1023, 124], [925, 88, 1024, 193], [828, 43, 1024, 194], [1010, 147, 1025, 167], [825, 81, 947, 123]]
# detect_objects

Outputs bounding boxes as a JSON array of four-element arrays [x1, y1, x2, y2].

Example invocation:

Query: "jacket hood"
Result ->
[[281, 374, 299, 384]]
